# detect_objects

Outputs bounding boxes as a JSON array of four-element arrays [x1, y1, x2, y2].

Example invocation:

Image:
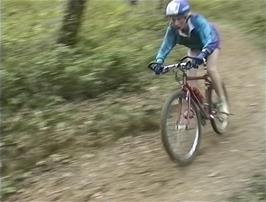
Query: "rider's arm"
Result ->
[[156, 26, 179, 63], [193, 15, 219, 56]]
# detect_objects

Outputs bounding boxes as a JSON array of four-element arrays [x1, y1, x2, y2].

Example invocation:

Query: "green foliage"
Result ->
[[2, 1, 166, 197], [191, 0, 266, 46], [2, 0, 166, 110], [2, 95, 160, 176], [3, 0, 265, 110]]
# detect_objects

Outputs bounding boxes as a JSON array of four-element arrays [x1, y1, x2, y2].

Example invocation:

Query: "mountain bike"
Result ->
[[148, 56, 230, 166]]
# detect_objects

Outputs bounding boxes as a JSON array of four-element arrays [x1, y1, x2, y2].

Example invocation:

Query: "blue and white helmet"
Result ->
[[166, 0, 191, 17]]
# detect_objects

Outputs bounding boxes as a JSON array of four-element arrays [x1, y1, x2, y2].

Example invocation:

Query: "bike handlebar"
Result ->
[[148, 56, 205, 74]]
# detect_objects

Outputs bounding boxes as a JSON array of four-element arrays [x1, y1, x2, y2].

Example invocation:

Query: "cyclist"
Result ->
[[151, 0, 229, 115]]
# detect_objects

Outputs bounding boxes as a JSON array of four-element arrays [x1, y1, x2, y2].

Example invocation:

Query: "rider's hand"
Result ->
[[191, 51, 208, 67], [150, 62, 164, 75]]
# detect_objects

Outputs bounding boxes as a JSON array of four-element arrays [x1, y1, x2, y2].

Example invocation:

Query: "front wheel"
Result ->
[[208, 82, 229, 135], [161, 91, 202, 166]]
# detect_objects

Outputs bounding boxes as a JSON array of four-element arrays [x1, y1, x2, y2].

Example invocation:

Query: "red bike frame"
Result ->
[[181, 71, 213, 121]]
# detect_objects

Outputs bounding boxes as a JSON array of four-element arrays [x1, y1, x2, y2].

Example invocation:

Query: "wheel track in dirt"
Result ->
[[8, 24, 265, 202]]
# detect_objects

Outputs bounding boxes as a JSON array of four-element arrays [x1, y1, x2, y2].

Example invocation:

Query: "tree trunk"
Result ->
[[57, 0, 87, 46], [129, 0, 138, 5]]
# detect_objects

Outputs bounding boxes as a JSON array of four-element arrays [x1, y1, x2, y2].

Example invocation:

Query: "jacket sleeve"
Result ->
[[193, 15, 219, 56], [155, 26, 178, 63]]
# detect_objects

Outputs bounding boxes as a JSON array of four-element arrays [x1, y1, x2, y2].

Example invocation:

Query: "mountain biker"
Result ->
[[151, 0, 229, 115]]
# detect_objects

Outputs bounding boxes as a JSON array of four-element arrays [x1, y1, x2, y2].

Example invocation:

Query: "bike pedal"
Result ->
[[183, 110, 195, 119], [184, 115, 194, 119], [177, 124, 186, 130]]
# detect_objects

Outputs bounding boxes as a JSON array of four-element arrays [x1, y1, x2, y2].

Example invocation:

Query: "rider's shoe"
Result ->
[[218, 101, 230, 121], [219, 101, 230, 115]]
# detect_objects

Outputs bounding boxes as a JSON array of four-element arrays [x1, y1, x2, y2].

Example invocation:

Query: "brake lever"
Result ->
[[162, 66, 170, 73], [180, 61, 194, 70]]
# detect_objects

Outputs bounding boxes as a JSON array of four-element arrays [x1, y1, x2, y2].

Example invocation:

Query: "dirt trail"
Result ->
[[8, 25, 265, 202]]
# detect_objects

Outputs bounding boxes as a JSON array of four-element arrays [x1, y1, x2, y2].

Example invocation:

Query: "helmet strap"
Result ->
[[185, 12, 192, 23]]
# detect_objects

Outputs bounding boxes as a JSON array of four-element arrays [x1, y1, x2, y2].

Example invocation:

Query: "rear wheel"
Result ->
[[208, 83, 229, 135], [161, 91, 202, 166]]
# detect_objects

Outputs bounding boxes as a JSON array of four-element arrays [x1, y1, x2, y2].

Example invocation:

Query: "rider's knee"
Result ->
[[207, 66, 218, 75]]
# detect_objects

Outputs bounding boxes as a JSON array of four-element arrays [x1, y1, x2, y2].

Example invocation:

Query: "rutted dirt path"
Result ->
[[7, 25, 265, 202]]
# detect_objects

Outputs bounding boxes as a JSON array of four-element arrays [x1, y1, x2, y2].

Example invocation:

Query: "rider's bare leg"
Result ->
[[188, 49, 229, 114], [207, 49, 230, 114]]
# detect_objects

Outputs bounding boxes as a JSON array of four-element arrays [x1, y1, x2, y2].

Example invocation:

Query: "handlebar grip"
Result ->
[[148, 62, 168, 75], [148, 62, 158, 70]]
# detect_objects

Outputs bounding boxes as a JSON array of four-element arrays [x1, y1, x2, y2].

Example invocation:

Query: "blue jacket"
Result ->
[[156, 14, 220, 63]]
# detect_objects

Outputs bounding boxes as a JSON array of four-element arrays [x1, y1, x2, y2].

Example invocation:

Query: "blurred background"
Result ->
[[1, 0, 265, 201]]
